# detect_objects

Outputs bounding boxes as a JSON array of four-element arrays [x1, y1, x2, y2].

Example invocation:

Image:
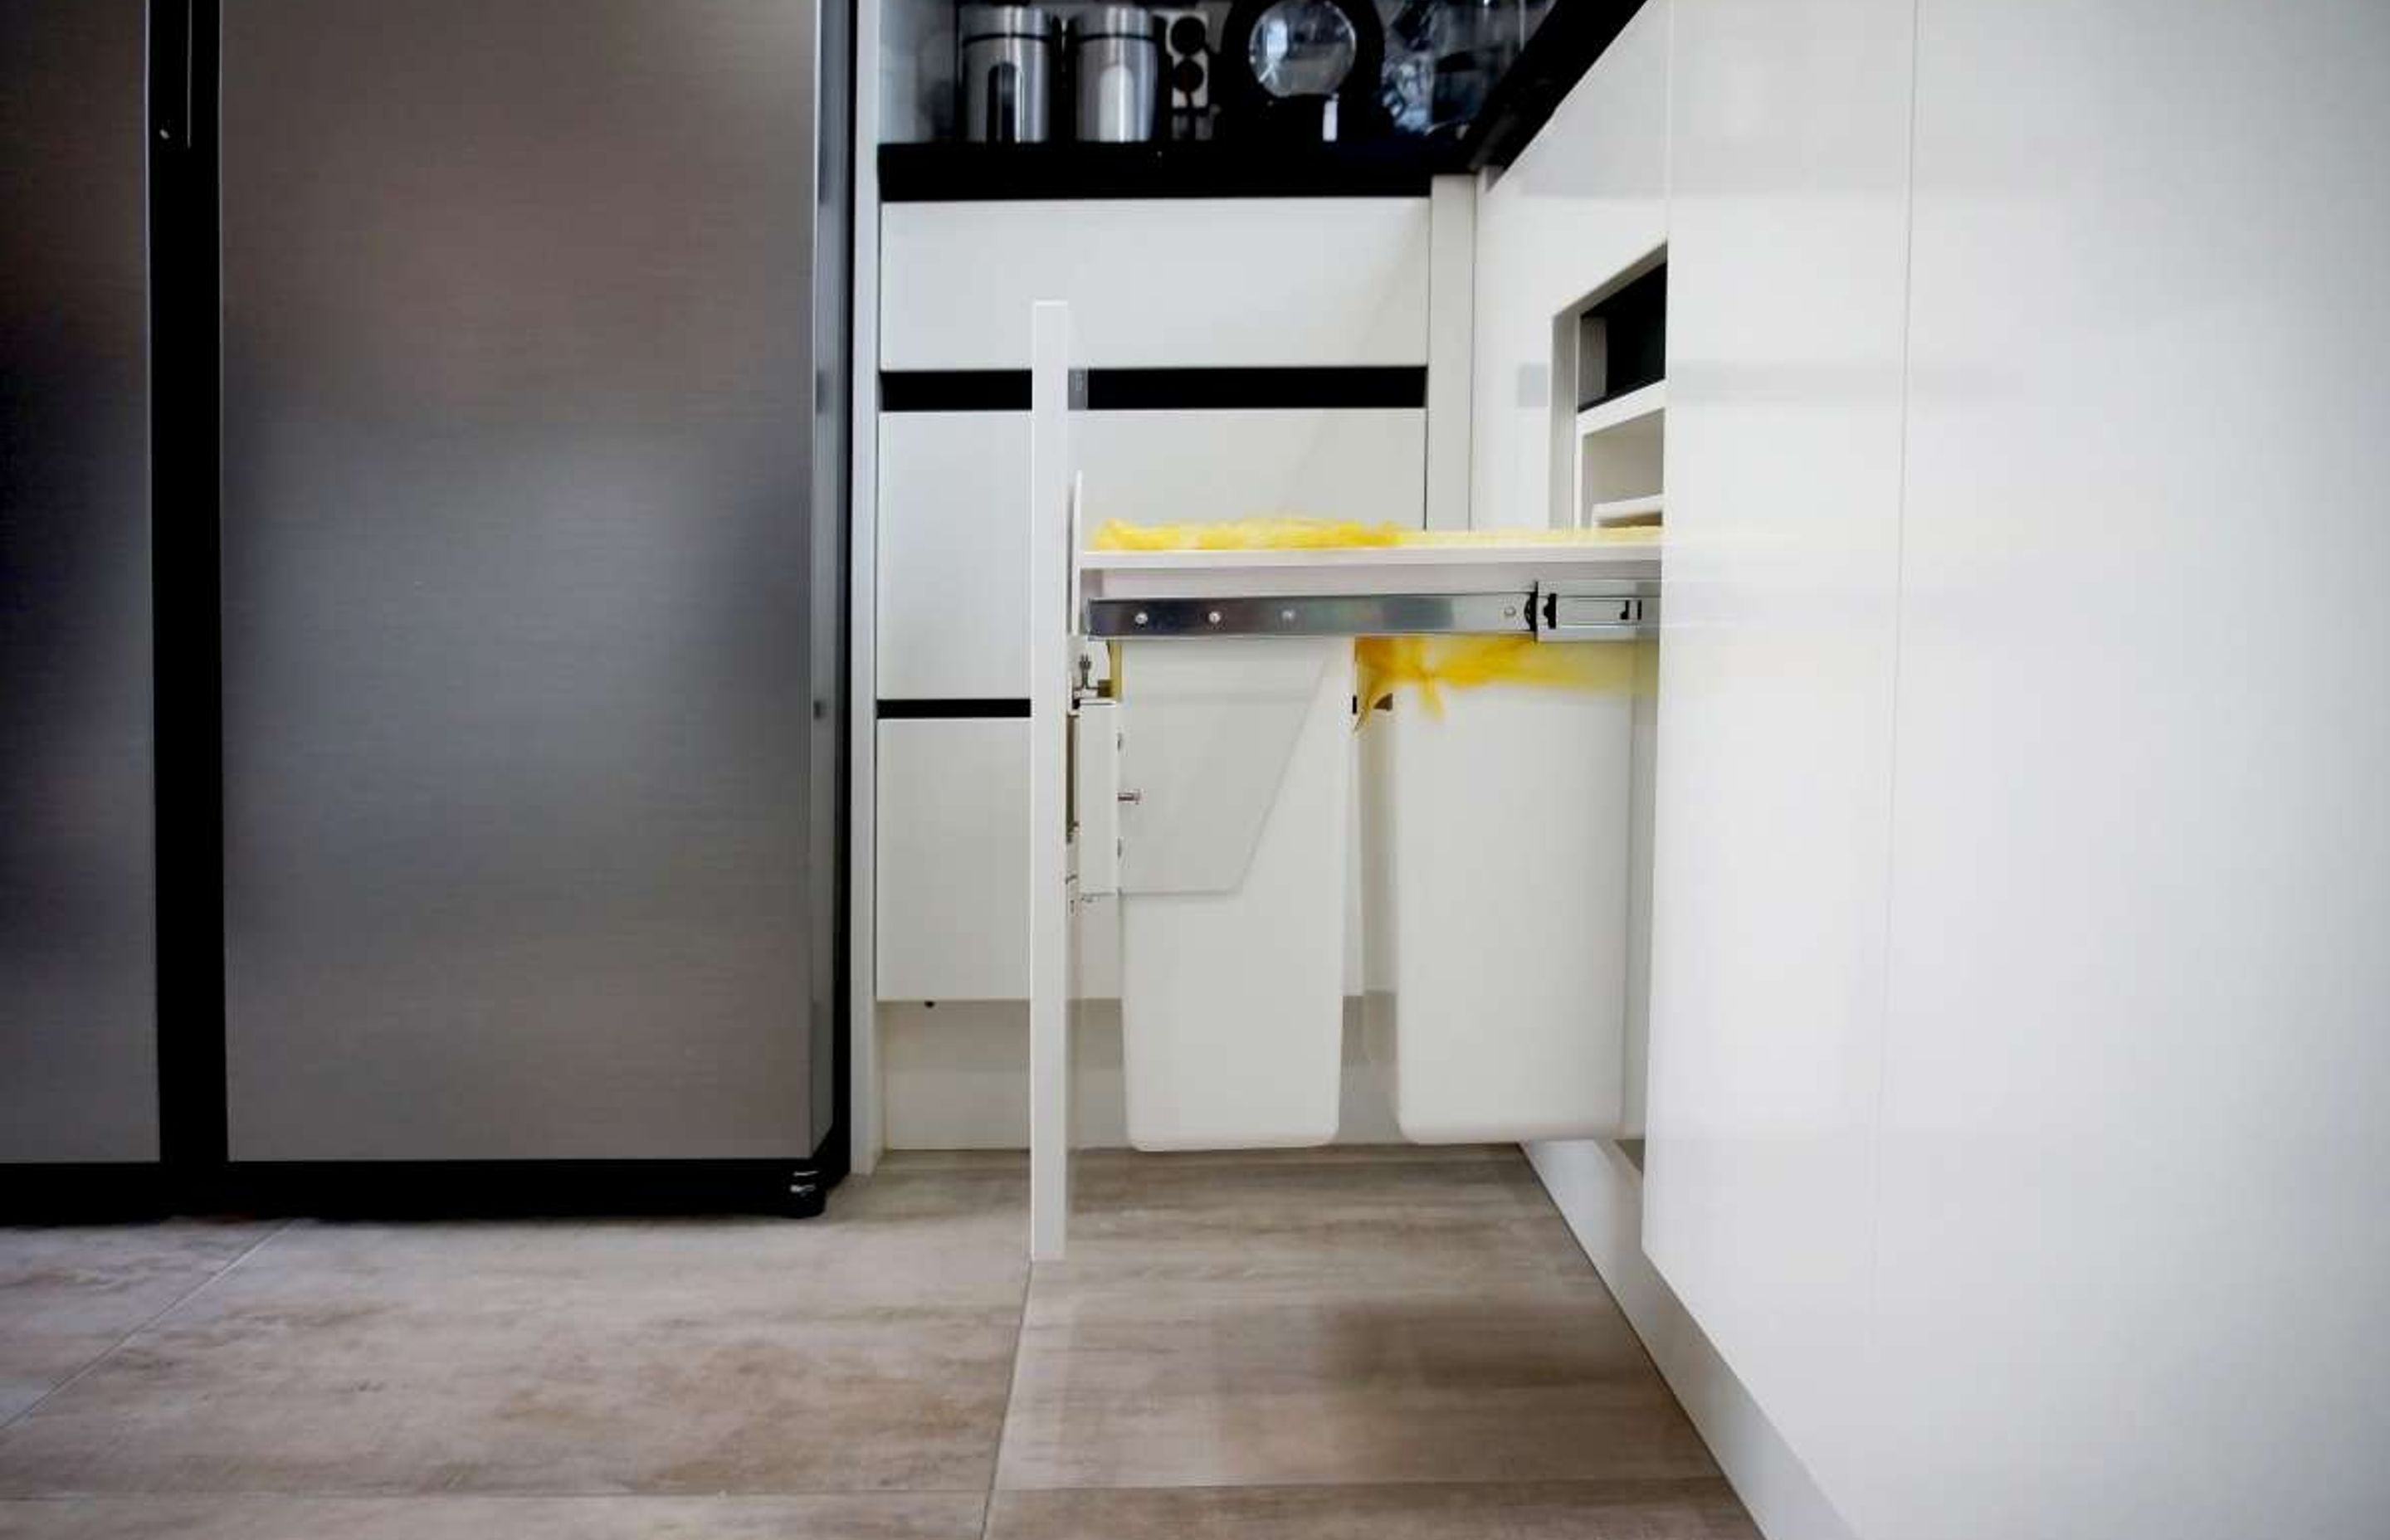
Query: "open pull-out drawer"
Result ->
[[1072, 543, 1657, 1152]]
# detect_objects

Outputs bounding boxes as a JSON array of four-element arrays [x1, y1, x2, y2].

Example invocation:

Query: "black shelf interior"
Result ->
[[878, 138, 1461, 202], [1455, 0, 1651, 171], [880, 0, 1649, 202]]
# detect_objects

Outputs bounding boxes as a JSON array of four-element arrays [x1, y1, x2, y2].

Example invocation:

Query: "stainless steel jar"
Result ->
[[961, 4, 1056, 144], [1071, 5, 1160, 143]]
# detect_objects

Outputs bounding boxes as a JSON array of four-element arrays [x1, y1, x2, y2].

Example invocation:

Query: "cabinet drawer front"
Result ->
[[877, 410, 1425, 701], [874, 718, 1121, 1001], [877, 414, 1032, 702], [1078, 409, 1425, 533], [882, 199, 1430, 369], [876, 719, 1028, 1001]]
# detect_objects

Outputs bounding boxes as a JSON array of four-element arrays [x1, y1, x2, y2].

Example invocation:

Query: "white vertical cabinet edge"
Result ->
[[1425, 176, 1477, 531], [846, 0, 884, 1177], [1027, 303, 1072, 1261]]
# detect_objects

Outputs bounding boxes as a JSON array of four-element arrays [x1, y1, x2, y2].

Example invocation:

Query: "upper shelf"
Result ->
[[1576, 380, 1667, 438], [876, 0, 1654, 202], [1456, 0, 1654, 170]]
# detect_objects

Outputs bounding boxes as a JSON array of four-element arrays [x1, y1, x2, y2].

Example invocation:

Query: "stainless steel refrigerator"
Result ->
[[215, 0, 849, 1196], [0, 0, 160, 1174]]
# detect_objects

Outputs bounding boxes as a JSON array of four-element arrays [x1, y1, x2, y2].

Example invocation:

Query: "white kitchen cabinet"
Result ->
[[878, 409, 1425, 701], [881, 198, 1431, 369], [1636, 2, 2390, 1535], [1639, 0, 1916, 1513], [1470, 2, 1666, 532], [873, 193, 1433, 1022], [1855, 3, 2390, 1537], [1076, 410, 1425, 533]]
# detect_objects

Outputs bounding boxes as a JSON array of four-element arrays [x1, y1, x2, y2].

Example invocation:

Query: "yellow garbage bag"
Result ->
[[1090, 516, 1407, 551], [1356, 635, 1651, 721]]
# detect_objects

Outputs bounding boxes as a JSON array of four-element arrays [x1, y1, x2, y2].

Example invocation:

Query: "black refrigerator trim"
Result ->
[[150, 0, 228, 1197], [212, 1148, 848, 1220], [108, 0, 853, 1221]]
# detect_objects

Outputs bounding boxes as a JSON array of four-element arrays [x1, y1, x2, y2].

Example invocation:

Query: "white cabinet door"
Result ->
[[876, 718, 1027, 1001], [1640, 0, 1916, 1513], [1858, 4, 2390, 1538], [877, 413, 1032, 701], [882, 198, 1431, 369]]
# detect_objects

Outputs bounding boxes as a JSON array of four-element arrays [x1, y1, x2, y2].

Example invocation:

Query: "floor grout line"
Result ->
[[977, 1255, 1039, 1540], [0, 1219, 294, 1438]]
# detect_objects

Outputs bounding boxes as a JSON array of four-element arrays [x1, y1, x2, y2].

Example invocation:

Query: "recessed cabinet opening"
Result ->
[[1552, 252, 1666, 530]]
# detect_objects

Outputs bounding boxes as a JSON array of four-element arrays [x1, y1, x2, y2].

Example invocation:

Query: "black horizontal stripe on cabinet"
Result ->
[[880, 370, 1032, 412], [878, 142, 1446, 202], [877, 698, 1032, 719], [1083, 367, 1425, 411], [880, 366, 1426, 414]]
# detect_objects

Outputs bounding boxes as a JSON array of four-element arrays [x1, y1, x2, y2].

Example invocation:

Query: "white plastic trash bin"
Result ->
[[1361, 646, 1636, 1143], [1115, 637, 1352, 1150]]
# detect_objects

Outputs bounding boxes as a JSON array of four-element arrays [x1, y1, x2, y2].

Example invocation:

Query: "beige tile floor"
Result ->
[[0, 1148, 1755, 1539]]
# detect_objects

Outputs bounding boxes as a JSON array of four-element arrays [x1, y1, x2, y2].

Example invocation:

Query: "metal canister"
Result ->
[[961, 4, 1056, 144], [1071, 5, 1161, 143]]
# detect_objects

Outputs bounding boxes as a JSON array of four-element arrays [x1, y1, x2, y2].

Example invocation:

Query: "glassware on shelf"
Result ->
[[1383, 0, 1548, 139]]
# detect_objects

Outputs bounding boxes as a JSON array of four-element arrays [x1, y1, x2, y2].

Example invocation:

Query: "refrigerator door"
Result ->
[[219, 0, 840, 1160], [0, 0, 159, 1163]]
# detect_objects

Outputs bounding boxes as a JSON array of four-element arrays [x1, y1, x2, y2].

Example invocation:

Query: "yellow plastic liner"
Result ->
[[1090, 517, 1405, 550], [1090, 516, 1660, 552], [1356, 636, 1651, 720]]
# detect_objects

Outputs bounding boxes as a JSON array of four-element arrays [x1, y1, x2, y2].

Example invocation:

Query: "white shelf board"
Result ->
[[1576, 380, 1667, 438], [1589, 494, 1666, 526]]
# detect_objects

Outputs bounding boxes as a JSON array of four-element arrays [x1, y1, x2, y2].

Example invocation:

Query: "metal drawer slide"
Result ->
[[1083, 578, 1658, 641]]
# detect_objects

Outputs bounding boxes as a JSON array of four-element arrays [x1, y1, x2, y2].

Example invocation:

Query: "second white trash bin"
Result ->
[[1361, 641, 1638, 1142]]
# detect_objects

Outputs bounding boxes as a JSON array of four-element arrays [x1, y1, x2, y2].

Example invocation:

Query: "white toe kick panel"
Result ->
[[1111, 638, 1354, 1151]]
